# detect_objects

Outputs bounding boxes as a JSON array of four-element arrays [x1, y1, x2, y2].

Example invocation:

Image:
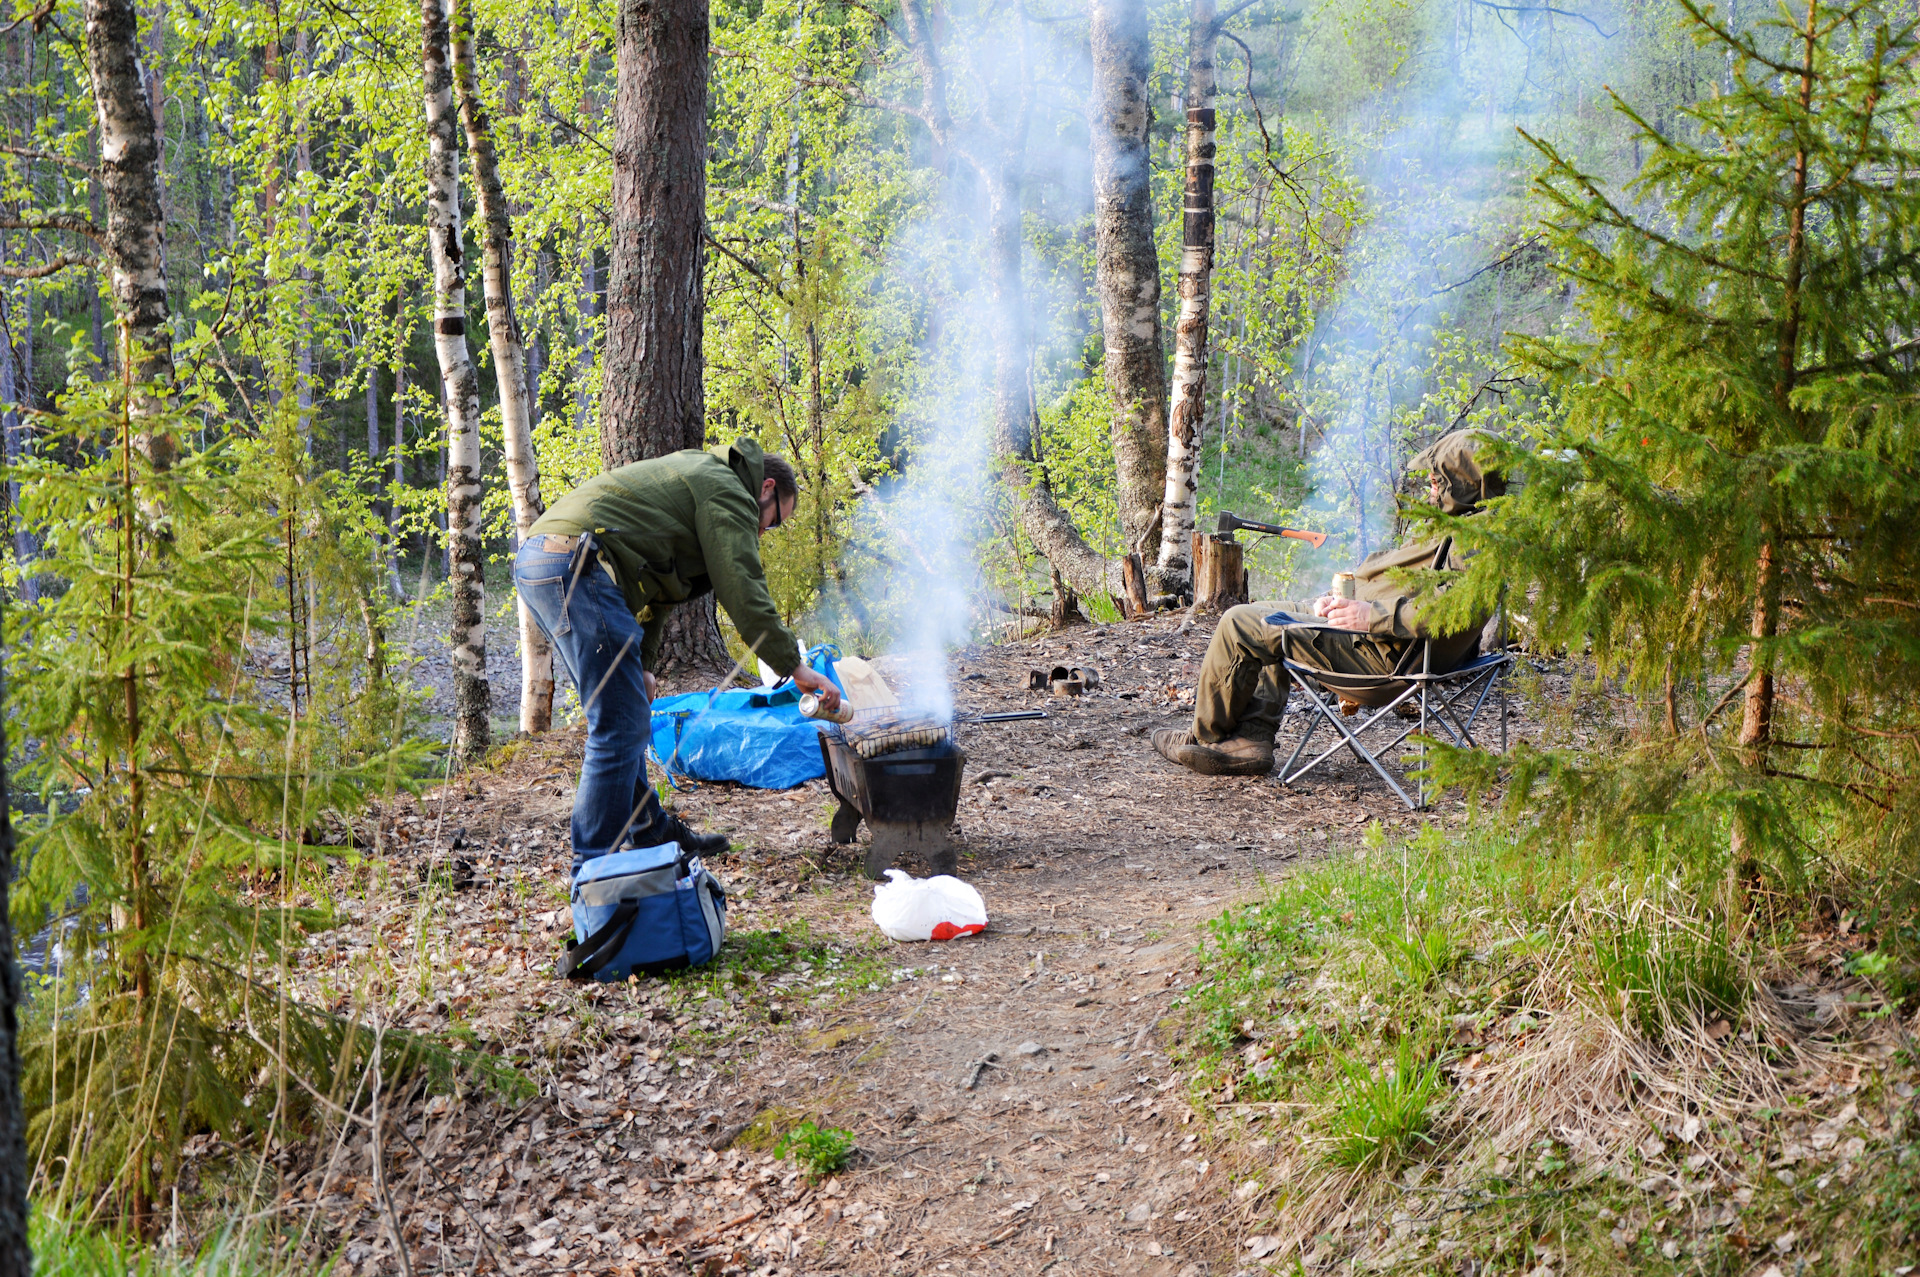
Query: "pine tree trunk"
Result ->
[[1731, 0, 1817, 888], [1156, 0, 1218, 581], [0, 606, 28, 1277], [450, 0, 553, 733], [1089, 0, 1168, 562], [602, 0, 726, 673], [85, 0, 174, 462], [422, 0, 490, 764]]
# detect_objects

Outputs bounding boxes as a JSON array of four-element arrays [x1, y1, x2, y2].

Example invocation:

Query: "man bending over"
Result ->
[[514, 439, 841, 870], [1152, 430, 1504, 776]]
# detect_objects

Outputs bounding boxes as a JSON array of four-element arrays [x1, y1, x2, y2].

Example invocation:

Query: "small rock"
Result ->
[[1015, 1041, 1047, 1057]]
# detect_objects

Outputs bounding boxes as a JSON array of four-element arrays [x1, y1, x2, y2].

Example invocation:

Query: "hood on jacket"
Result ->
[[717, 437, 767, 503], [1412, 429, 1507, 516]]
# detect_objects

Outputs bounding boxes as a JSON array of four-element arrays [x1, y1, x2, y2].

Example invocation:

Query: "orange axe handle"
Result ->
[[1217, 512, 1328, 549]]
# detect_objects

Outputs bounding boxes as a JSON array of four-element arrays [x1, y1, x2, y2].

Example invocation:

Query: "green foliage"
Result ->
[[5, 387, 429, 1216], [29, 1206, 320, 1277], [1325, 1037, 1444, 1170], [1589, 904, 1746, 1038], [1037, 378, 1122, 560], [1431, 0, 1920, 901], [772, 1120, 856, 1179], [1376, 921, 1464, 989]]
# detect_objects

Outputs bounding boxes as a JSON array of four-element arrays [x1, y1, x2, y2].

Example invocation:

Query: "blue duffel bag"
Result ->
[[559, 843, 727, 980]]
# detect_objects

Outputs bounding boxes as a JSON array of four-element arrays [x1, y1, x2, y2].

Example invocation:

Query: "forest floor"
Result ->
[[243, 609, 1559, 1276]]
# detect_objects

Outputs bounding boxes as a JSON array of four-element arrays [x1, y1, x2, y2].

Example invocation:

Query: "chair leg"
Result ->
[[1278, 678, 1422, 810]]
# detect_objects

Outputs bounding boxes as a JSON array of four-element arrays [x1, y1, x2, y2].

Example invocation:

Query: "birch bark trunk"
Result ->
[[603, 0, 726, 672], [1156, 0, 1219, 582], [422, 0, 490, 762], [1089, 0, 1168, 562], [85, 0, 174, 463], [450, 0, 553, 733]]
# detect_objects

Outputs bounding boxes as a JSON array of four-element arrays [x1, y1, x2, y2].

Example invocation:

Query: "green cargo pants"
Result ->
[[1191, 602, 1407, 745]]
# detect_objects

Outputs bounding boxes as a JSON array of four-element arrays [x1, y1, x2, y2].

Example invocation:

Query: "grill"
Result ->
[[817, 719, 966, 880], [839, 707, 954, 758]]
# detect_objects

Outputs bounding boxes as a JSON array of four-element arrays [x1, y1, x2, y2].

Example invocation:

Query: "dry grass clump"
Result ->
[[1173, 823, 1913, 1271]]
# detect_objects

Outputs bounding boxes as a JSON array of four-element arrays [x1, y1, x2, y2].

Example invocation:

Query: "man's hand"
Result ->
[[643, 671, 658, 700], [1311, 594, 1373, 632], [791, 664, 841, 712]]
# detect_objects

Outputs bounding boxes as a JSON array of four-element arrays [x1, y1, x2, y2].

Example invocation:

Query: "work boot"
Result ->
[[1149, 728, 1274, 777], [663, 816, 730, 857]]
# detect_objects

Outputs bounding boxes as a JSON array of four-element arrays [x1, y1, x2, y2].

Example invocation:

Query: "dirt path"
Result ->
[[269, 613, 1524, 1276]]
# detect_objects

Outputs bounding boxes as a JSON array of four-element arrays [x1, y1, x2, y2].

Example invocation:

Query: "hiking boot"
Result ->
[[664, 816, 730, 857], [1149, 728, 1274, 777]]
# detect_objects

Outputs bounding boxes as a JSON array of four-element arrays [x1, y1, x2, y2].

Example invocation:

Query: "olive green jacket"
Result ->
[[1350, 431, 1507, 671], [528, 439, 802, 676]]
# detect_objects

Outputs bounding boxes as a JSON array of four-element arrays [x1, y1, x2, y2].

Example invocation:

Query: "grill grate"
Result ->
[[838, 707, 953, 759]]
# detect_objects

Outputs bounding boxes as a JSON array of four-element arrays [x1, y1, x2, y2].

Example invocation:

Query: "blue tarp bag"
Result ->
[[559, 843, 727, 980], [648, 646, 843, 790]]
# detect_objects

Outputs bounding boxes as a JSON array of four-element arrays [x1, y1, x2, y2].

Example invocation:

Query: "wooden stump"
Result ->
[[1192, 533, 1248, 613], [1120, 553, 1150, 619]]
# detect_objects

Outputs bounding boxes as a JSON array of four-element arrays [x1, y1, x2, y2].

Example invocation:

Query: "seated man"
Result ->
[[1152, 430, 1505, 776]]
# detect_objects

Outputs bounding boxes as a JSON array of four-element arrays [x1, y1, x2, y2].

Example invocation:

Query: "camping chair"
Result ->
[[1274, 590, 1512, 811]]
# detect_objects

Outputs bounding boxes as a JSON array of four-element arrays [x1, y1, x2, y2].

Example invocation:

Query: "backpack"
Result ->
[[559, 843, 727, 981]]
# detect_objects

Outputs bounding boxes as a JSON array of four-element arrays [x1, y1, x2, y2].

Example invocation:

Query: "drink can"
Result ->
[[799, 691, 854, 724]]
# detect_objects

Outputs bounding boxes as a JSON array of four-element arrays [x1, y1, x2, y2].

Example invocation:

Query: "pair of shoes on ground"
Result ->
[[1149, 728, 1274, 776]]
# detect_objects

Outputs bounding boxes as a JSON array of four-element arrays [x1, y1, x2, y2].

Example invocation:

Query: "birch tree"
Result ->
[[1157, 0, 1219, 581], [422, 0, 490, 763], [450, 0, 552, 733], [1089, 0, 1169, 566], [85, 0, 173, 461]]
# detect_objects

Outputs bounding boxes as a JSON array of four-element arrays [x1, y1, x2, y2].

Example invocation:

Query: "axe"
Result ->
[[1215, 511, 1328, 549]]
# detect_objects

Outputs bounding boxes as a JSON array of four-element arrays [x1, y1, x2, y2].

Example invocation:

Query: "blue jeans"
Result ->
[[514, 534, 674, 873]]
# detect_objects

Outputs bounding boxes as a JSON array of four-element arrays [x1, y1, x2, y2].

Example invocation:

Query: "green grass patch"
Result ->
[[773, 1120, 856, 1179], [1173, 818, 1913, 1272], [30, 1208, 324, 1276], [1325, 1037, 1445, 1170]]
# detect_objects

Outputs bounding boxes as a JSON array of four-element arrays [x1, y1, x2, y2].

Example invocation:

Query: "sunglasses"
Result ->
[[763, 492, 789, 530]]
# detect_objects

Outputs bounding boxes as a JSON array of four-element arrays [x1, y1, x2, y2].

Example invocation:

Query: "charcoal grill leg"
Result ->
[[830, 801, 862, 845]]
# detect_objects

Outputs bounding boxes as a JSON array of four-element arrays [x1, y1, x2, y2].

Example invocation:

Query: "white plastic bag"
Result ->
[[870, 870, 988, 942]]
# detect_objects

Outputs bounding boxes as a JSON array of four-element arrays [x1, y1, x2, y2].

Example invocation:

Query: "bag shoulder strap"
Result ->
[[559, 899, 641, 981]]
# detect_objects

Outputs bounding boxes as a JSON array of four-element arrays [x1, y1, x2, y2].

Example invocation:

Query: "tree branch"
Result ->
[[703, 229, 786, 301], [0, 144, 94, 176], [1468, 0, 1614, 38], [0, 213, 104, 245], [0, 254, 90, 278], [710, 187, 810, 221]]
